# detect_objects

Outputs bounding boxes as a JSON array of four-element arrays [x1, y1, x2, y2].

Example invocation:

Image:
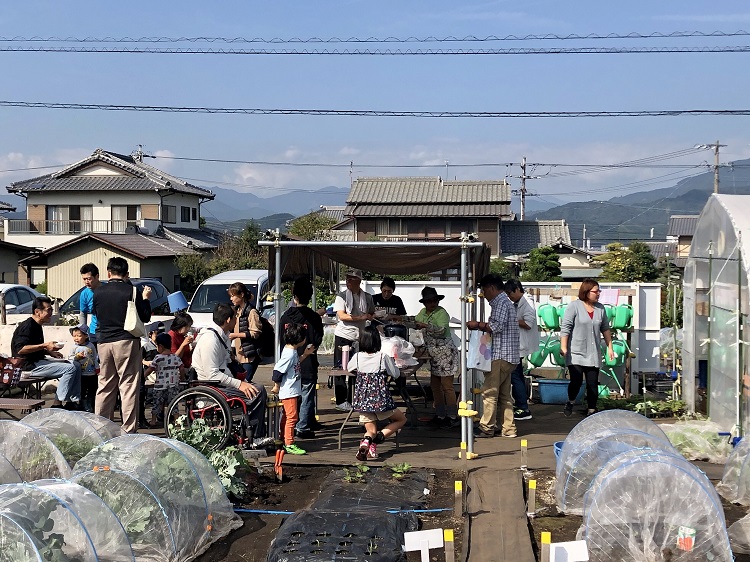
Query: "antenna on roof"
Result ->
[[133, 145, 144, 163]]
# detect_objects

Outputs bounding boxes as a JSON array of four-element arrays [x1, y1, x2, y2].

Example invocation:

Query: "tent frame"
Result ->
[[258, 237, 487, 458]]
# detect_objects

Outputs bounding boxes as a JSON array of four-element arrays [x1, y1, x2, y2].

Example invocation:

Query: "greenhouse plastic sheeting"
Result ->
[[0, 480, 134, 562], [716, 437, 750, 505], [21, 409, 111, 466], [267, 508, 418, 562], [0, 452, 21, 485], [0, 420, 70, 481], [578, 448, 731, 562], [727, 512, 750, 554], [659, 420, 733, 464], [557, 430, 676, 515], [313, 468, 430, 511], [72, 434, 241, 562]]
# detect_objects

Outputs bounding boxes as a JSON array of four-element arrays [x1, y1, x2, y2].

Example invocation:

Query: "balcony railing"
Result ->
[[377, 234, 448, 242], [7, 219, 141, 235]]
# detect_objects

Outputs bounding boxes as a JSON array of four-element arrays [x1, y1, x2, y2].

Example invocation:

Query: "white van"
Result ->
[[187, 269, 272, 329]]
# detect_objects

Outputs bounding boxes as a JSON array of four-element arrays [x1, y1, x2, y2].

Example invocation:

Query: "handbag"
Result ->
[[467, 330, 492, 372], [124, 286, 146, 338], [0, 356, 24, 387]]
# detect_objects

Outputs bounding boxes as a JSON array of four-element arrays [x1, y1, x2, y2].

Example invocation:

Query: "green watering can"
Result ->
[[537, 304, 560, 331], [603, 340, 628, 367]]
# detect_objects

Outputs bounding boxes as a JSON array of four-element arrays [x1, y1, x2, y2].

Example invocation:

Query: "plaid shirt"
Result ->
[[487, 292, 520, 363]]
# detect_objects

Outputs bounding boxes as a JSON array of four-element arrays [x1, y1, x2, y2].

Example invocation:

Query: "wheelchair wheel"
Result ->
[[165, 386, 232, 450]]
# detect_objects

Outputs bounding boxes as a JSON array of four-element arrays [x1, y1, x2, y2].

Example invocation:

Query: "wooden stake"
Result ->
[[444, 529, 455, 562], [541, 531, 551, 562], [454, 480, 463, 517], [521, 438, 528, 468], [527, 479, 536, 517]]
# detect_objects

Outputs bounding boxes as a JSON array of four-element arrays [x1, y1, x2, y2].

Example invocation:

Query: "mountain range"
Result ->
[[529, 158, 750, 247]]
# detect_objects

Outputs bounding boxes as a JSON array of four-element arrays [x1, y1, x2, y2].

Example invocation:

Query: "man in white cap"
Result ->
[[332, 268, 375, 410]]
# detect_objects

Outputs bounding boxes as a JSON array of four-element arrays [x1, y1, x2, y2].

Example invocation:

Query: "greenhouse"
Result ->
[[579, 448, 731, 562], [0, 420, 70, 482], [556, 429, 676, 515], [682, 194, 750, 434], [71, 434, 241, 562], [22, 409, 121, 466], [0, 479, 134, 562]]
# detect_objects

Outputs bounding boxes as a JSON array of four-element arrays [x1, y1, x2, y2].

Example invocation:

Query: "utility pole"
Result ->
[[697, 141, 726, 193], [520, 156, 527, 220]]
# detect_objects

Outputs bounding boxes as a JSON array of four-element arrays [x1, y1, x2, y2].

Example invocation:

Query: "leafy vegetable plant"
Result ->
[[342, 464, 370, 483], [384, 462, 412, 480]]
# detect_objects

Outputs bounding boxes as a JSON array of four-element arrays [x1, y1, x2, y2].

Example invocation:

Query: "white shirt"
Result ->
[[333, 289, 375, 341], [192, 322, 241, 389], [347, 351, 400, 379], [516, 294, 540, 358], [273, 346, 302, 399]]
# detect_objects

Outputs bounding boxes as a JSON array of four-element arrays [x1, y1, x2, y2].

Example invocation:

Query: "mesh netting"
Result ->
[[21, 410, 111, 467], [72, 434, 241, 561], [556, 430, 676, 515], [556, 411, 670, 506], [658, 420, 733, 464], [716, 436, 750, 504], [74, 411, 124, 440], [578, 449, 731, 562], [0, 480, 134, 562], [0, 452, 21, 485], [0, 421, 70, 481]]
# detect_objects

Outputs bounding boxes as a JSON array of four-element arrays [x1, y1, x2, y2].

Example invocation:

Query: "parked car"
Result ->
[[187, 269, 276, 329], [0, 284, 43, 315], [59, 278, 171, 316]]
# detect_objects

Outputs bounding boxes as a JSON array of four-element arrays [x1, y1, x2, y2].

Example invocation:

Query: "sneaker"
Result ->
[[514, 409, 532, 421], [442, 417, 460, 429], [283, 443, 307, 455], [367, 442, 378, 459], [563, 402, 574, 417], [473, 428, 494, 439], [356, 439, 370, 461], [294, 429, 316, 439], [335, 401, 353, 412], [500, 431, 518, 438]]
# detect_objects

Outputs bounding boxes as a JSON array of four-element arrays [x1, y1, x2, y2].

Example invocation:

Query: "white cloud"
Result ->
[[339, 146, 361, 156], [284, 147, 302, 160], [653, 13, 750, 22]]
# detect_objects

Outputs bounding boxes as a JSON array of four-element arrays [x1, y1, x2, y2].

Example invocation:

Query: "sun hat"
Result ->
[[419, 286, 445, 303], [69, 323, 89, 335]]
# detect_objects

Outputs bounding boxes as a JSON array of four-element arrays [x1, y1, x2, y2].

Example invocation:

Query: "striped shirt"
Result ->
[[488, 292, 520, 363]]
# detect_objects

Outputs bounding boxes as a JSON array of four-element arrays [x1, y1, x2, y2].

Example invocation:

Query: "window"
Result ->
[[45, 205, 92, 233], [163, 205, 176, 224], [191, 207, 197, 221], [112, 205, 141, 232], [181, 206, 191, 222]]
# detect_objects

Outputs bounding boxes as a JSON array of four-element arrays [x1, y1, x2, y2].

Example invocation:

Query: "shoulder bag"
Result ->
[[124, 286, 146, 337]]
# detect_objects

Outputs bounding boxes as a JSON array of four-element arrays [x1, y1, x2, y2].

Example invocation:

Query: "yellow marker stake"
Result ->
[[454, 481, 463, 517], [521, 439, 528, 469], [527, 479, 537, 517], [541, 531, 551, 562], [444, 529, 456, 562]]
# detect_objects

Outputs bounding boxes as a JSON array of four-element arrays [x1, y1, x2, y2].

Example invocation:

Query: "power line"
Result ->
[[2, 30, 749, 44], [3, 100, 750, 118], [3, 45, 750, 55]]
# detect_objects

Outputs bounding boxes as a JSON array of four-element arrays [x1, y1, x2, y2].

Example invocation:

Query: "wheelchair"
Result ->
[[164, 381, 260, 451]]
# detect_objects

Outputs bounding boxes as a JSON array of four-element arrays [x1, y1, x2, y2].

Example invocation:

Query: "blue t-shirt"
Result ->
[[273, 346, 302, 400], [80, 287, 98, 336]]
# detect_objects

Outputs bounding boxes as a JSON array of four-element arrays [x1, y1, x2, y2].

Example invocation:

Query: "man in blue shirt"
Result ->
[[79, 263, 101, 345]]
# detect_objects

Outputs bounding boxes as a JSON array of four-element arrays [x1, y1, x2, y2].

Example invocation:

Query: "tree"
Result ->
[[596, 242, 658, 283], [288, 212, 337, 240], [522, 246, 563, 281], [489, 258, 517, 279], [174, 254, 211, 297]]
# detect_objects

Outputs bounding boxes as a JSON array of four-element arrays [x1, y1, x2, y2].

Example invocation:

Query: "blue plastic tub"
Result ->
[[553, 441, 564, 461], [537, 379, 584, 405]]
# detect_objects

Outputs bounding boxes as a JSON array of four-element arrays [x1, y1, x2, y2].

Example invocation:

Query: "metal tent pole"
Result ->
[[274, 231, 282, 363], [460, 238, 474, 457], [707, 241, 713, 417]]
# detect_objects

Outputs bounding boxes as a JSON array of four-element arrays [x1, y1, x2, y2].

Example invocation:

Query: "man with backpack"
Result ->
[[278, 278, 324, 439]]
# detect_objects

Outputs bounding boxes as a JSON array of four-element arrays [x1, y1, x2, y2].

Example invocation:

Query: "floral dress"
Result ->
[[351, 353, 397, 413], [415, 306, 459, 378]]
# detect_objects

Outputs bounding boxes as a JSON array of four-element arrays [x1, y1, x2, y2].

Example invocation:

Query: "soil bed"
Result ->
[[196, 464, 462, 562], [527, 470, 750, 562]]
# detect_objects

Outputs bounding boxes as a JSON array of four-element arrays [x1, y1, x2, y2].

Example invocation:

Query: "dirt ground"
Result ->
[[196, 464, 463, 562], [527, 470, 750, 561]]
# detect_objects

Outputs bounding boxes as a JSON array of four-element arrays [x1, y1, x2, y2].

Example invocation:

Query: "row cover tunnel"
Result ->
[[0, 410, 241, 562]]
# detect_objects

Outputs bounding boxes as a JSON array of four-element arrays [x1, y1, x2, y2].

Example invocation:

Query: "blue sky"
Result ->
[[2, 1, 750, 212]]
